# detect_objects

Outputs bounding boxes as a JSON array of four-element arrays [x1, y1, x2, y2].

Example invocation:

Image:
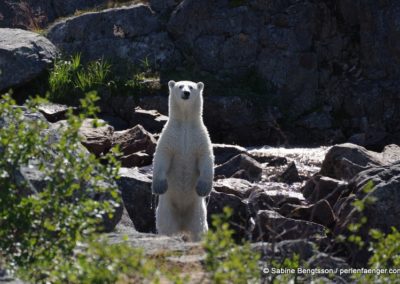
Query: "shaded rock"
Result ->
[[214, 154, 262, 182], [277, 161, 300, 183], [288, 200, 336, 228], [334, 163, 400, 265], [252, 239, 318, 262], [37, 103, 71, 123], [297, 111, 333, 130], [112, 124, 157, 167], [207, 190, 249, 239], [117, 167, 156, 233], [320, 143, 384, 180], [213, 143, 247, 165], [249, 154, 288, 167], [47, 4, 180, 73], [248, 187, 305, 215], [99, 114, 129, 131], [0, 28, 57, 91], [307, 253, 350, 282], [302, 175, 348, 206], [119, 152, 153, 168], [213, 178, 254, 199], [78, 119, 114, 156], [253, 210, 326, 242], [129, 107, 168, 133]]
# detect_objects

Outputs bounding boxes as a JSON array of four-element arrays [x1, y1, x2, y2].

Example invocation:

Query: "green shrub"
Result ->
[[0, 92, 120, 276], [203, 207, 261, 283]]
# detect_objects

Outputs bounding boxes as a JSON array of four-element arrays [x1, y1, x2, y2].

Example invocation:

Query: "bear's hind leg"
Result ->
[[156, 197, 181, 236], [184, 199, 208, 242]]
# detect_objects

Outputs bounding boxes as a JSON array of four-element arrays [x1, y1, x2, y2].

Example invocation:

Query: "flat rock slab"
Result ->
[[0, 28, 57, 91]]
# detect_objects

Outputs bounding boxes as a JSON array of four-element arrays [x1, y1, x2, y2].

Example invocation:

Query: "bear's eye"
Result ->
[[179, 85, 184, 89], [189, 86, 193, 90]]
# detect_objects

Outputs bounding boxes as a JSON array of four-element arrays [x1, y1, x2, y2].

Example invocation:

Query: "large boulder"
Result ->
[[112, 124, 157, 167], [0, 28, 57, 91], [319, 143, 397, 180], [334, 163, 400, 265], [46, 4, 180, 72], [214, 154, 263, 182], [78, 119, 114, 156], [117, 167, 156, 233]]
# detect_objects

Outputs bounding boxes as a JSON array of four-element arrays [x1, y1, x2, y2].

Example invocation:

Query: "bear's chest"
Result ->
[[170, 125, 202, 157]]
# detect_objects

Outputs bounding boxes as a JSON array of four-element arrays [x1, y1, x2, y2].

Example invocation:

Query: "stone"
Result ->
[[320, 143, 384, 180], [207, 190, 249, 239], [112, 124, 157, 167], [334, 163, 400, 265], [301, 175, 348, 206], [214, 154, 263, 182], [252, 210, 326, 242], [0, 28, 57, 91], [248, 186, 305, 215], [277, 162, 301, 183], [252, 239, 318, 262], [129, 107, 168, 134], [288, 200, 336, 228], [47, 4, 181, 73], [78, 118, 114, 156], [37, 103, 71, 123], [213, 178, 254, 199], [117, 167, 156, 233], [213, 144, 247, 165]]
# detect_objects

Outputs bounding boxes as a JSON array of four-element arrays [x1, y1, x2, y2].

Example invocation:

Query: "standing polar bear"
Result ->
[[152, 80, 214, 241]]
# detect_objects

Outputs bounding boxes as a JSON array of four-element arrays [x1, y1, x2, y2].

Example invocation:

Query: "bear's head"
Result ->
[[168, 80, 205, 116]]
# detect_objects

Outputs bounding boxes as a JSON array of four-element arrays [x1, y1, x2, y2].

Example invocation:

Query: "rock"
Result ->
[[249, 153, 288, 166], [129, 107, 168, 133], [334, 163, 400, 265], [247, 187, 305, 215], [214, 154, 262, 182], [297, 111, 333, 130], [78, 119, 114, 156], [320, 143, 385, 180], [213, 144, 247, 165], [252, 239, 318, 261], [252, 210, 326, 242], [37, 103, 71, 123], [301, 175, 348, 206], [0, 28, 57, 91], [307, 253, 350, 282], [119, 152, 153, 168], [207, 190, 249, 239], [0, 0, 108, 30], [287, 200, 336, 228], [112, 124, 157, 167], [47, 4, 181, 73], [149, 0, 180, 14], [117, 167, 156, 233], [213, 178, 254, 199], [277, 162, 301, 183], [381, 144, 400, 164]]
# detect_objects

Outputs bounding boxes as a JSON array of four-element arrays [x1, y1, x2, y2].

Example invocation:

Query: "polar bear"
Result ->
[[152, 80, 214, 241]]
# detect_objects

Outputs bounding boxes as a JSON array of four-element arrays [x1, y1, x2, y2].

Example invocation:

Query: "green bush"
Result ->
[[204, 207, 261, 283], [0, 92, 120, 276]]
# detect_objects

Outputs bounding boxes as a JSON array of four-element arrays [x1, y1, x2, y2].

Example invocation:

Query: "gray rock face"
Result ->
[[253, 210, 326, 242], [0, 28, 57, 91], [333, 163, 400, 265], [47, 4, 180, 72], [320, 143, 397, 180], [117, 167, 156, 233], [214, 154, 263, 182]]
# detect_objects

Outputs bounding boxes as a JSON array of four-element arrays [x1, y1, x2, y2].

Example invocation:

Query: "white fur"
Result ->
[[152, 80, 214, 241]]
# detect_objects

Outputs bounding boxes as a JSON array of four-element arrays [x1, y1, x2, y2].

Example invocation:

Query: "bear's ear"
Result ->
[[197, 82, 204, 91], [168, 80, 176, 89]]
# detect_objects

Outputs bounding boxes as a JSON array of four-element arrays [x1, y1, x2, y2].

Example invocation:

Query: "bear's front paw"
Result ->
[[196, 180, 212, 197], [152, 178, 168, 195]]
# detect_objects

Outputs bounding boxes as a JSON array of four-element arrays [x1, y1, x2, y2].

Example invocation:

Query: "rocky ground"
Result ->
[[3, 103, 398, 283], [1, 0, 400, 282], [1, 0, 400, 148]]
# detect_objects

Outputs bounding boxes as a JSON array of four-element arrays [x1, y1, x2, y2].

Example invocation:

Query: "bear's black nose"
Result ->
[[182, 91, 190, 99]]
